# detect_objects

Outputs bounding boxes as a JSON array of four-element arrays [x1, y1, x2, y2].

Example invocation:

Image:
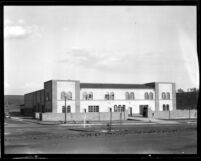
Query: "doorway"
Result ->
[[139, 105, 148, 117], [129, 107, 132, 116]]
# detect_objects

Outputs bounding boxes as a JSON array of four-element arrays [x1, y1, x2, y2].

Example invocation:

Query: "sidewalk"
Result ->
[[127, 116, 179, 124], [10, 117, 61, 125], [10, 116, 179, 126]]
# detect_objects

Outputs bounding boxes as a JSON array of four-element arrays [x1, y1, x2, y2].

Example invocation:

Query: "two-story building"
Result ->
[[23, 80, 176, 119]]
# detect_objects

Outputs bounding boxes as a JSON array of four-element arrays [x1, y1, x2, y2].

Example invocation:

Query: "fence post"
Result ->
[[189, 107, 190, 120]]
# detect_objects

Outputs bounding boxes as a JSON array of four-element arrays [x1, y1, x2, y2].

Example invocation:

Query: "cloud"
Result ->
[[4, 19, 41, 39], [58, 49, 125, 70]]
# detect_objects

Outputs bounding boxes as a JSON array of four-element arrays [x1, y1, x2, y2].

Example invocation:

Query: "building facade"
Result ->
[[23, 80, 176, 118]]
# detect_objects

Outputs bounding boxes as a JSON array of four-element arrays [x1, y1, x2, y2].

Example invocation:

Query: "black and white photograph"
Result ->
[[3, 4, 199, 156]]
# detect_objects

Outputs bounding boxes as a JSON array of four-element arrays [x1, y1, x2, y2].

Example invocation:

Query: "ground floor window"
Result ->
[[88, 106, 99, 112], [114, 105, 125, 112], [62, 106, 71, 113], [163, 104, 169, 111]]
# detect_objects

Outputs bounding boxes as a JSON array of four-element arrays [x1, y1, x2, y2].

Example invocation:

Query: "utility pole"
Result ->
[[84, 109, 86, 128], [189, 107, 191, 120], [64, 95, 67, 124], [110, 108, 112, 131]]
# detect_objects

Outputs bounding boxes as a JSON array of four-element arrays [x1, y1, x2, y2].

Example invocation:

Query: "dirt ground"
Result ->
[[4, 118, 197, 154]]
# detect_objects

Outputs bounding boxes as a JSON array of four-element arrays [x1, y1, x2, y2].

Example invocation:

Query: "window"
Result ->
[[88, 106, 99, 112], [83, 92, 87, 100], [46, 93, 50, 101], [166, 104, 169, 111], [149, 92, 153, 100], [118, 105, 121, 112], [105, 92, 109, 100], [67, 106, 71, 113], [88, 106, 91, 112], [130, 92, 134, 100], [122, 105, 125, 112], [125, 92, 129, 100], [162, 92, 166, 99], [110, 92, 114, 100], [67, 91, 72, 100], [88, 92, 93, 100], [114, 105, 117, 112], [95, 106, 99, 112], [144, 92, 149, 100], [163, 104, 169, 111], [62, 106, 66, 113], [61, 91, 66, 100], [166, 92, 170, 100], [163, 104, 166, 111]]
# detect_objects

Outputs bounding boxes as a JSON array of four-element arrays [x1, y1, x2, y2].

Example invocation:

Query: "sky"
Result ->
[[4, 6, 199, 95]]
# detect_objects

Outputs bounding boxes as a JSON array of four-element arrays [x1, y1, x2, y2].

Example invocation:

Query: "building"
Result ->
[[22, 80, 177, 120]]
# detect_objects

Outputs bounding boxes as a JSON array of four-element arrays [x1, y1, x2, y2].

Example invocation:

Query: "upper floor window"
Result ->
[[46, 92, 50, 101], [149, 92, 153, 100], [110, 92, 114, 100], [125, 92, 129, 100], [83, 92, 87, 100], [67, 91, 72, 100], [105, 92, 109, 100], [88, 92, 93, 100], [130, 92, 135, 100], [166, 92, 170, 99], [162, 92, 166, 99], [61, 91, 72, 100], [144, 92, 149, 100]]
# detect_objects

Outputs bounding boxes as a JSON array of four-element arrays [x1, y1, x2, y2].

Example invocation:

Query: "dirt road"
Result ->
[[4, 118, 197, 154]]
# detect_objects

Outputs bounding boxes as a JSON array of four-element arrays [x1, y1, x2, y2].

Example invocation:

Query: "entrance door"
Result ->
[[139, 105, 148, 117], [129, 107, 132, 116], [143, 106, 148, 117]]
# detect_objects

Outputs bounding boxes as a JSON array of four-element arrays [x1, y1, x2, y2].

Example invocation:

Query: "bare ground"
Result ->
[[4, 118, 197, 154]]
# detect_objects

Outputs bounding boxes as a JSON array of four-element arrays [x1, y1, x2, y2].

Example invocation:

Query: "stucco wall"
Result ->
[[80, 88, 155, 100], [56, 81, 77, 113], [80, 100, 155, 113], [41, 111, 128, 121], [158, 83, 174, 111], [80, 88, 155, 113], [155, 109, 197, 119]]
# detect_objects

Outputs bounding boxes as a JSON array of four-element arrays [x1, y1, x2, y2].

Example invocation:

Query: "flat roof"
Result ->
[[80, 83, 154, 89]]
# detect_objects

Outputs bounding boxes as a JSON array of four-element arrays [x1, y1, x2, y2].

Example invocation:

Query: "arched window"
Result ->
[[114, 105, 117, 112], [163, 104, 166, 111], [118, 105, 121, 112], [83, 92, 87, 100], [110, 92, 114, 100], [166, 104, 169, 111], [122, 105, 126, 112], [88, 91, 93, 100], [105, 92, 109, 100], [144, 92, 149, 100], [149, 92, 153, 100], [67, 106, 71, 113], [67, 91, 72, 100], [162, 92, 166, 100], [166, 92, 170, 100], [130, 92, 134, 100], [125, 92, 129, 100], [61, 91, 66, 100]]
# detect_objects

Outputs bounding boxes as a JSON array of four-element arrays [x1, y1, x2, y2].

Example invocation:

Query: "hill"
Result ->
[[4, 95, 24, 112]]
